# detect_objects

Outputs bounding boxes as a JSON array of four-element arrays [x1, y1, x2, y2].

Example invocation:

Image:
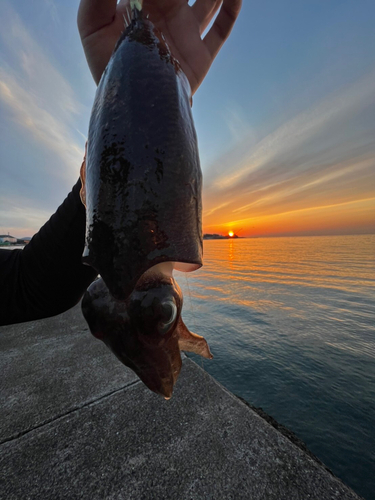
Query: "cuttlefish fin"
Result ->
[[177, 317, 213, 359], [79, 143, 87, 207]]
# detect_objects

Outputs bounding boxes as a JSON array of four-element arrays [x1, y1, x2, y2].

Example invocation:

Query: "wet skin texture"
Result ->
[[82, 8, 203, 300]]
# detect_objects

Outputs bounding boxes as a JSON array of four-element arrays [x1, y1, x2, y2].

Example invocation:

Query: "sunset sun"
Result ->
[[228, 231, 234, 237]]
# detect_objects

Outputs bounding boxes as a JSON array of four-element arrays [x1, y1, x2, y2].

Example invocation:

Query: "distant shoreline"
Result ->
[[203, 232, 374, 240], [203, 234, 242, 240], [0, 244, 25, 250]]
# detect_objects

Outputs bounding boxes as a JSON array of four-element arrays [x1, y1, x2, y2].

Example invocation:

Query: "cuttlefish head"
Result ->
[[81, 263, 212, 398]]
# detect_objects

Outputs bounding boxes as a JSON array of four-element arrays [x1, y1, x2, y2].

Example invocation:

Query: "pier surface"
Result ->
[[0, 305, 361, 499]]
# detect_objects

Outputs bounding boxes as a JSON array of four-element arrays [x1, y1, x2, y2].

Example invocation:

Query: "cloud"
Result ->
[[208, 71, 375, 190], [231, 154, 374, 215], [0, 197, 52, 237], [43, 0, 59, 25], [203, 71, 375, 233], [203, 201, 231, 218], [223, 103, 258, 145], [0, 74, 83, 181], [0, 3, 85, 182]]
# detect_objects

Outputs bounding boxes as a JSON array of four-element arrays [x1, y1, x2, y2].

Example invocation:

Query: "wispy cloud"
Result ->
[[0, 74, 83, 180], [0, 197, 53, 237], [208, 71, 375, 190], [43, 0, 60, 25], [222, 102, 258, 145], [203, 71, 375, 234], [0, 2, 85, 182], [203, 202, 231, 218]]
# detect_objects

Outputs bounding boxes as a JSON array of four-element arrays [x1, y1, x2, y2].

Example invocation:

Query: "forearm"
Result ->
[[0, 180, 97, 326]]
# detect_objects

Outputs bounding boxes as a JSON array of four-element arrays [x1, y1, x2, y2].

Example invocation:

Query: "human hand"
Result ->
[[77, 0, 242, 95]]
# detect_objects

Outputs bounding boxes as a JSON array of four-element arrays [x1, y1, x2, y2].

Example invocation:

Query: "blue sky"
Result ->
[[1, 0, 374, 237]]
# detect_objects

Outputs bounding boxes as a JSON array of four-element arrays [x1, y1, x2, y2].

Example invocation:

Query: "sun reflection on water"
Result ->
[[175, 235, 375, 499]]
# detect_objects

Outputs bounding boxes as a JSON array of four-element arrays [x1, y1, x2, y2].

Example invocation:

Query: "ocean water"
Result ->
[[175, 235, 375, 500]]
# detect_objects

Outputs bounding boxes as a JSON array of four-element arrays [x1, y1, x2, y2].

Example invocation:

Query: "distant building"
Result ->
[[0, 234, 17, 244]]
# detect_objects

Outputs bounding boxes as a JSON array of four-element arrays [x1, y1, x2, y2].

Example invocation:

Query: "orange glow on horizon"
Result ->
[[203, 198, 375, 237]]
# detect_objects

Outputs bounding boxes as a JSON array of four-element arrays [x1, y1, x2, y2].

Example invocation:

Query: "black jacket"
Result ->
[[0, 180, 97, 326]]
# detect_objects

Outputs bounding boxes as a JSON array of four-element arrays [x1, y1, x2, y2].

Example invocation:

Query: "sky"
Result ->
[[0, 0, 374, 238]]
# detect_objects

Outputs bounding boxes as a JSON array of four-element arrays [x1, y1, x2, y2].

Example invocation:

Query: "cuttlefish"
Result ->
[[80, 1, 212, 398]]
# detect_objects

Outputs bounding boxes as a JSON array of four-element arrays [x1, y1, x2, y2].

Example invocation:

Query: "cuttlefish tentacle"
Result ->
[[82, 262, 212, 399], [176, 317, 213, 359]]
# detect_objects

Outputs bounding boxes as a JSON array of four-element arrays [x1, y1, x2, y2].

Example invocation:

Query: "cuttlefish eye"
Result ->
[[157, 301, 177, 335], [128, 289, 179, 338]]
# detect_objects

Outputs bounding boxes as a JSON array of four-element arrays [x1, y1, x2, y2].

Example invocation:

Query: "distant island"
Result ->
[[0, 234, 31, 246], [203, 233, 241, 240]]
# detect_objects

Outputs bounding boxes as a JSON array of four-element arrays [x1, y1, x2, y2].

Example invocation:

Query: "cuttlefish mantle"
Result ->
[[81, 3, 203, 301]]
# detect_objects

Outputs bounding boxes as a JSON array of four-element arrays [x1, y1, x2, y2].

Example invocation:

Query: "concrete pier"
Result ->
[[0, 305, 361, 499]]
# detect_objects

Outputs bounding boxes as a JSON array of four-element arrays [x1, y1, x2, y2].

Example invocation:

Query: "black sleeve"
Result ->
[[0, 179, 98, 326]]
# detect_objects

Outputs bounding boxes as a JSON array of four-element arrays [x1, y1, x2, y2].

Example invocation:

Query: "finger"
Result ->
[[192, 0, 221, 34], [78, 0, 118, 39], [203, 0, 242, 58]]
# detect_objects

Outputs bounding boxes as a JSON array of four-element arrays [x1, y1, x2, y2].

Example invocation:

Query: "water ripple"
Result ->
[[177, 235, 375, 500]]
